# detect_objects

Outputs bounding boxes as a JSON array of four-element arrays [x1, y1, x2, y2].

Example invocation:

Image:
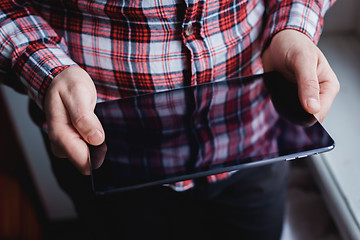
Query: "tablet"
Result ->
[[89, 71, 334, 195]]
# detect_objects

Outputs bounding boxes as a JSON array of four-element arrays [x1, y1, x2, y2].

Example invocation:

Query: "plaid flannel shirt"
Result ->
[[0, 0, 335, 191]]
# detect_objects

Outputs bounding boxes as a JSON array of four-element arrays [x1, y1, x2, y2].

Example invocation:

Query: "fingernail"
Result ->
[[307, 98, 320, 113], [87, 129, 103, 145]]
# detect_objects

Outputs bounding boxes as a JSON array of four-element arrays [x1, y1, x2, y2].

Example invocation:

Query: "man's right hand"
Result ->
[[44, 66, 105, 175]]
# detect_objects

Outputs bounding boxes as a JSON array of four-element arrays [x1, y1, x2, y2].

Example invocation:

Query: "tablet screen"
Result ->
[[89, 72, 334, 194]]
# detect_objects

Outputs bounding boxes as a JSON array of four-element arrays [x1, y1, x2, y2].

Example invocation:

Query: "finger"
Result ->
[[314, 60, 340, 122], [49, 120, 91, 175], [65, 135, 91, 175], [60, 84, 105, 146], [291, 50, 321, 114], [50, 142, 67, 158], [46, 93, 91, 175]]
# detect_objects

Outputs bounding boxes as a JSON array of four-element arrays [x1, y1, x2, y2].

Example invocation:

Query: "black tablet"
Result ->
[[89, 72, 334, 195]]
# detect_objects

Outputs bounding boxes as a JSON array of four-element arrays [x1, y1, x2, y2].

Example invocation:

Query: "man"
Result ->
[[0, 0, 339, 239]]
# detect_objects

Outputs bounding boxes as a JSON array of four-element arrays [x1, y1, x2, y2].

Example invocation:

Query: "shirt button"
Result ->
[[184, 23, 194, 36]]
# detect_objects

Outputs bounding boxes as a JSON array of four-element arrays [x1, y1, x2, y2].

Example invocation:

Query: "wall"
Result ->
[[323, 0, 359, 34]]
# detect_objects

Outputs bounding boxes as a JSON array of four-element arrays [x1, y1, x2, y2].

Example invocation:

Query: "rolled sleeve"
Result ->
[[12, 41, 76, 107], [263, 0, 336, 49], [0, 1, 76, 108]]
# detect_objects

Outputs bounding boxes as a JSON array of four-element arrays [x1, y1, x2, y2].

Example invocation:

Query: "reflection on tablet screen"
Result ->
[[89, 72, 334, 194]]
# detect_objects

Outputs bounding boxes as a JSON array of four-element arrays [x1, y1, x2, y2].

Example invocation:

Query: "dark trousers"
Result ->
[[42, 132, 289, 240]]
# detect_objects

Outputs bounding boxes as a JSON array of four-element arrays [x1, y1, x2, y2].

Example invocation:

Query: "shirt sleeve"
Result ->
[[263, 0, 336, 47], [0, 0, 77, 108]]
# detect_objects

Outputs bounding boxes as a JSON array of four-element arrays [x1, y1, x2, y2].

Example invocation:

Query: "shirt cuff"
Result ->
[[263, 1, 329, 51], [12, 42, 77, 108]]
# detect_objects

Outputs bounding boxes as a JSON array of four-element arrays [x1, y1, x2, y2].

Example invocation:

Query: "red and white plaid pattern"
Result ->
[[96, 75, 279, 191], [0, 0, 335, 191]]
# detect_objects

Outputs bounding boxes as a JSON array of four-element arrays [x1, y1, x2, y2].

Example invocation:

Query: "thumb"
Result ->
[[58, 68, 105, 146], [292, 54, 321, 115], [64, 92, 104, 146], [70, 110, 104, 146]]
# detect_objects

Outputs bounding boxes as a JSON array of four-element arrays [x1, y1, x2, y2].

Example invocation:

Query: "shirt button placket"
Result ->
[[183, 19, 196, 85]]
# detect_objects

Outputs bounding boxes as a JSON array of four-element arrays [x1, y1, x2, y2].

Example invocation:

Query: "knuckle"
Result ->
[[334, 79, 340, 94], [303, 79, 320, 92], [51, 144, 66, 158], [73, 113, 93, 130], [47, 126, 72, 153], [48, 129, 63, 145], [48, 131, 68, 158]]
